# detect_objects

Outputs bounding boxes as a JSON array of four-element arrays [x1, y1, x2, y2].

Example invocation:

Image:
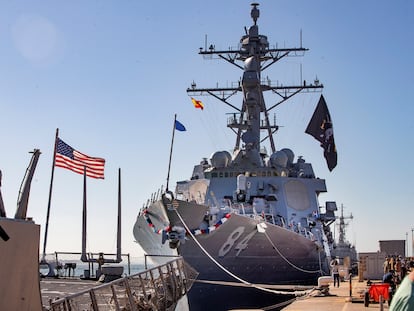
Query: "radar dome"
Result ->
[[210, 151, 232, 168], [280, 148, 294, 165], [269, 150, 288, 168]]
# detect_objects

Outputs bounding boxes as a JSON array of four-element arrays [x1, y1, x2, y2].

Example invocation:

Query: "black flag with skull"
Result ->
[[305, 95, 337, 171]]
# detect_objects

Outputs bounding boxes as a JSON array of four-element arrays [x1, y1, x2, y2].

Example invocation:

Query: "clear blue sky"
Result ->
[[1, 1, 413, 260]]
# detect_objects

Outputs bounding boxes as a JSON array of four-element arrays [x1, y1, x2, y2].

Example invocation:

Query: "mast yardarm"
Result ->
[[187, 3, 323, 165]]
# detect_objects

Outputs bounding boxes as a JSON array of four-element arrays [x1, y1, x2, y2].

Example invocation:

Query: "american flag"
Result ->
[[55, 138, 105, 179]]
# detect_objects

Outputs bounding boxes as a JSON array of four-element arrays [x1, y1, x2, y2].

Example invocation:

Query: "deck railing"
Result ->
[[47, 256, 198, 311]]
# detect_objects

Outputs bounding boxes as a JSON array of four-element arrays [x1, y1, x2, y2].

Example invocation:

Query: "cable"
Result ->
[[174, 209, 315, 297], [262, 229, 323, 274]]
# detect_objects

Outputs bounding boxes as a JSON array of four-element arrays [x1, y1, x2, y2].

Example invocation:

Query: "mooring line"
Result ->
[[174, 209, 316, 297]]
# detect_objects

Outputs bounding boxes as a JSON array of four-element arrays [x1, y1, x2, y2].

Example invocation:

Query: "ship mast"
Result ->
[[337, 204, 353, 244], [187, 3, 323, 165]]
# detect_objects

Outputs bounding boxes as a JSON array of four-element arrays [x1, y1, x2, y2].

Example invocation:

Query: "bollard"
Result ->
[[344, 273, 353, 303], [379, 294, 384, 311]]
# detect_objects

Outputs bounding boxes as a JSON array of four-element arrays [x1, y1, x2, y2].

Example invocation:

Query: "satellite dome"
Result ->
[[269, 150, 288, 168], [280, 148, 294, 165], [210, 151, 232, 168]]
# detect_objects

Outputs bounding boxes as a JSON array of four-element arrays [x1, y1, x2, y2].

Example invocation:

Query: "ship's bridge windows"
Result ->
[[209, 171, 232, 178]]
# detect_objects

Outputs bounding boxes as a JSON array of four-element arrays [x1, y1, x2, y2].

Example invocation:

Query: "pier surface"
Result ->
[[40, 277, 98, 306], [40, 275, 389, 310], [283, 277, 389, 311]]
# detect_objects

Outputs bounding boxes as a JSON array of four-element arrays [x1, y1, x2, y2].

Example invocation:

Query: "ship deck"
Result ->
[[41, 277, 99, 307]]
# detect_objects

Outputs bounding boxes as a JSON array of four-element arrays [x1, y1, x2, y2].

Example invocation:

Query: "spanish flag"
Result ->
[[191, 97, 204, 110]]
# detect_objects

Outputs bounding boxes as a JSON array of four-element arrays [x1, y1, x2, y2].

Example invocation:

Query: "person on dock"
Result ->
[[385, 256, 392, 274], [97, 252, 105, 278], [396, 257, 403, 283], [389, 268, 414, 310], [330, 257, 340, 287], [401, 257, 408, 280]]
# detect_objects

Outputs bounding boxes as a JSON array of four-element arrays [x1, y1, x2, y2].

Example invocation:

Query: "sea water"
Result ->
[[39, 254, 148, 278]]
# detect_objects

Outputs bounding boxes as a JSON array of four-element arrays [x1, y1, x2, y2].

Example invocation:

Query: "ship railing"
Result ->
[[47, 256, 198, 311], [226, 203, 320, 242]]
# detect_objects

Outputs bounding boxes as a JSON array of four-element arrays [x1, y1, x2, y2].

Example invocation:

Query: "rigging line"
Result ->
[[173, 208, 314, 296], [192, 279, 313, 291], [206, 99, 233, 149], [263, 229, 322, 274], [318, 248, 329, 276], [319, 248, 322, 274], [198, 110, 221, 151]]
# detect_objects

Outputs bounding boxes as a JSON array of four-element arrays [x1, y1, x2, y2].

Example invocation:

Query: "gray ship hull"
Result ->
[[180, 213, 327, 283], [134, 201, 328, 310], [134, 198, 209, 259]]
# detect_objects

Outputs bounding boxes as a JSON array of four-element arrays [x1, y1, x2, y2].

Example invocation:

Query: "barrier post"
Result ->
[[379, 294, 384, 311]]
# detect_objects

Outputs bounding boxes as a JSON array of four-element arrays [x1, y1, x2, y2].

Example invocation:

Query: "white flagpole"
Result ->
[[166, 114, 177, 192], [41, 128, 59, 262]]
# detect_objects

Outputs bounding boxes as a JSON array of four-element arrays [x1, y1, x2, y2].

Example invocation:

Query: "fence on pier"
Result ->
[[47, 257, 198, 311]]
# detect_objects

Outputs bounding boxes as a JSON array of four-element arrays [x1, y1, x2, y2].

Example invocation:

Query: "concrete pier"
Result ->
[[283, 277, 389, 311]]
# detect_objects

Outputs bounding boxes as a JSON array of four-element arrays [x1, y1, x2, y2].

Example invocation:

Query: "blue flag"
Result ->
[[175, 120, 186, 131]]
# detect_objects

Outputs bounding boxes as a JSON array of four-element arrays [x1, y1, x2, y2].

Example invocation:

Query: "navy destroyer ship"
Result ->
[[134, 3, 339, 310], [331, 205, 358, 274]]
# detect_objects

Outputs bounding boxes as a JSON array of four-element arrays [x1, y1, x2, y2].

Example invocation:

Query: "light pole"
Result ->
[[410, 229, 414, 258], [406, 232, 408, 257]]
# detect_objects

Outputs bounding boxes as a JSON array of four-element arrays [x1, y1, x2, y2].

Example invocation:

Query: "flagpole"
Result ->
[[166, 114, 177, 192], [0, 170, 6, 217], [116, 168, 122, 262], [81, 166, 87, 262], [41, 128, 59, 262]]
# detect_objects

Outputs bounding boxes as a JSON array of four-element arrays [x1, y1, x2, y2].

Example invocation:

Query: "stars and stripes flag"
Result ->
[[55, 138, 105, 179]]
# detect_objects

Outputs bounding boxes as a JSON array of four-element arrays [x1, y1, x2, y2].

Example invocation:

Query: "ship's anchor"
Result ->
[[162, 226, 186, 249]]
